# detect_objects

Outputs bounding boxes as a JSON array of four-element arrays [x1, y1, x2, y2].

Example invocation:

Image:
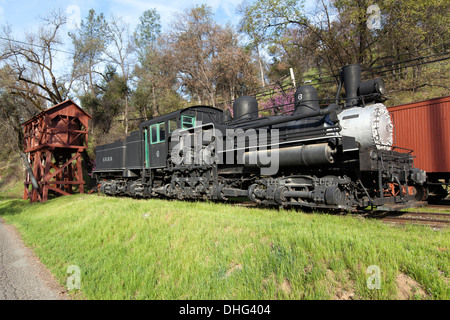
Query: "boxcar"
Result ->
[[388, 95, 450, 200]]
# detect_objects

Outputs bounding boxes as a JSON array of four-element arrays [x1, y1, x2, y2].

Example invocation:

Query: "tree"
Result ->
[[236, 0, 307, 43], [237, 0, 449, 103], [134, 8, 161, 60], [165, 4, 256, 108], [0, 10, 77, 110], [213, 26, 259, 104], [237, 0, 269, 87], [80, 64, 127, 135], [237, 0, 382, 81], [0, 86, 36, 152], [69, 9, 110, 98], [133, 38, 185, 118], [104, 15, 136, 135], [133, 9, 166, 118], [236, 0, 338, 83]]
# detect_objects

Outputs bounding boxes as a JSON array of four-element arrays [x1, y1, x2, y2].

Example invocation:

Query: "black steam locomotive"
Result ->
[[93, 64, 427, 212]]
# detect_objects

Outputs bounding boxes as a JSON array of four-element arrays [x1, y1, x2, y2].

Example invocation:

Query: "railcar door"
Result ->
[[148, 121, 167, 168]]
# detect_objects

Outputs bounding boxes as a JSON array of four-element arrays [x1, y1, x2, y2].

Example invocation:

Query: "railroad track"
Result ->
[[367, 211, 450, 228], [229, 201, 449, 223], [423, 204, 450, 211], [230, 202, 450, 228]]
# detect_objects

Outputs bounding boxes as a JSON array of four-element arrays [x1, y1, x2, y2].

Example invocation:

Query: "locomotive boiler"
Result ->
[[93, 64, 427, 212]]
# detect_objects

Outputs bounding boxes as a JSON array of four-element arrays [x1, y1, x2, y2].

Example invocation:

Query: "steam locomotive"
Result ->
[[93, 64, 427, 212]]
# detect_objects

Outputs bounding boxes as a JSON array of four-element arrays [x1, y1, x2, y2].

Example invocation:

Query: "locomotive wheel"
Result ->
[[413, 185, 428, 201], [248, 184, 260, 203], [426, 184, 447, 203], [324, 185, 344, 205], [274, 186, 288, 205]]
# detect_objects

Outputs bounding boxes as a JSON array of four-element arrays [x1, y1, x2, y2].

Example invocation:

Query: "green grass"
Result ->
[[405, 206, 450, 214], [0, 181, 23, 200], [0, 156, 23, 200], [0, 193, 448, 300]]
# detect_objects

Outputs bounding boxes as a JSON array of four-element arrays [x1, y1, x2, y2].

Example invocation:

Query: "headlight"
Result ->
[[359, 78, 385, 96]]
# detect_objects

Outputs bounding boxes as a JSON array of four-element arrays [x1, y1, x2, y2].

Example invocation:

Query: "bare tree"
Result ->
[[104, 15, 136, 135], [238, 0, 268, 87], [0, 10, 78, 110], [165, 5, 256, 108], [134, 35, 183, 118]]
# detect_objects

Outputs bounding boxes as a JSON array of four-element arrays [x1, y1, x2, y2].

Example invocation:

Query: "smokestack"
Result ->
[[233, 96, 258, 120], [293, 85, 320, 116], [341, 64, 361, 108]]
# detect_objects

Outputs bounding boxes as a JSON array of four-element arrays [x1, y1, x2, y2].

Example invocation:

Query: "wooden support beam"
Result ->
[[77, 150, 84, 194], [48, 185, 71, 196]]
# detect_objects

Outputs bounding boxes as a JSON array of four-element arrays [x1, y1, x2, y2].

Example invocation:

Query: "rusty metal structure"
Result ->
[[22, 99, 91, 203]]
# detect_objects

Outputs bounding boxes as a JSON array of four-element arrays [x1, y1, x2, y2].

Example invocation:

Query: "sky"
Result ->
[[0, 0, 318, 36], [0, 0, 251, 35], [0, 0, 318, 105], [0, 0, 257, 95]]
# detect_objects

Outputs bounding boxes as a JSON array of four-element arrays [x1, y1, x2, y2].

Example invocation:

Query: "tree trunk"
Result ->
[[124, 96, 129, 135], [89, 60, 96, 98], [256, 45, 265, 87], [152, 83, 157, 117]]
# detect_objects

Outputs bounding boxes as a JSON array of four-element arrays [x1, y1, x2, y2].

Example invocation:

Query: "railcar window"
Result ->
[[160, 122, 166, 141], [181, 115, 196, 129], [150, 124, 157, 143], [169, 119, 177, 133], [150, 122, 165, 144]]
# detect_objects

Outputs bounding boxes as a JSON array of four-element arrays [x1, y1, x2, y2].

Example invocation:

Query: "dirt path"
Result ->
[[0, 218, 68, 300]]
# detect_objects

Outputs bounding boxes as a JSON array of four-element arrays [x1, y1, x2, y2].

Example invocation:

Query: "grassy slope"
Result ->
[[0, 154, 23, 200], [0, 193, 448, 300]]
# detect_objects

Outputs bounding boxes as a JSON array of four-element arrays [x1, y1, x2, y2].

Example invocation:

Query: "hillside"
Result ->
[[0, 191, 448, 300]]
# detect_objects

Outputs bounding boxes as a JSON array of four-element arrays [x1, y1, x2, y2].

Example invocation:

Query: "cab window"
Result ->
[[150, 122, 166, 144], [181, 115, 196, 129], [169, 119, 177, 133]]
